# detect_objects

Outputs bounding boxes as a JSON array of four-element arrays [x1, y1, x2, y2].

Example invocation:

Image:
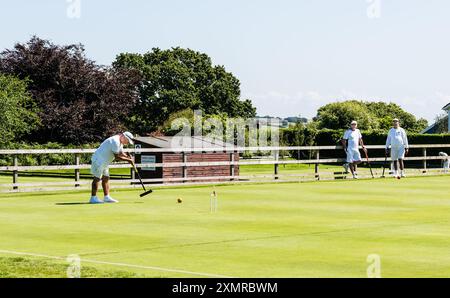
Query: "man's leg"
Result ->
[[353, 161, 362, 178], [102, 170, 118, 203], [91, 178, 100, 196], [399, 159, 404, 171], [90, 177, 104, 203], [351, 149, 362, 178], [102, 176, 110, 197], [391, 148, 399, 177], [393, 160, 399, 177], [399, 159, 406, 177], [349, 163, 355, 176]]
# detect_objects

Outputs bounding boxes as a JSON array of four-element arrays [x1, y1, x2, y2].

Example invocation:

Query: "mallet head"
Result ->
[[140, 189, 153, 197]]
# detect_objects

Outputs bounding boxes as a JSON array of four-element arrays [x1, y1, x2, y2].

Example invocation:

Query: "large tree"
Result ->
[[0, 74, 39, 146], [316, 101, 375, 130], [365, 101, 428, 132], [316, 100, 428, 133], [113, 47, 256, 134], [0, 37, 141, 144]]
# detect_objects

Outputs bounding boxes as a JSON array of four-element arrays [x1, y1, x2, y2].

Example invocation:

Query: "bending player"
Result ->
[[89, 132, 135, 204]]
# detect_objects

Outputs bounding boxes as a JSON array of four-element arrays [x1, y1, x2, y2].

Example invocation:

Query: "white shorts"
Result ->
[[390, 146, 405, 161], [90, 158, 110, 179], [346, 148, 362, 163]]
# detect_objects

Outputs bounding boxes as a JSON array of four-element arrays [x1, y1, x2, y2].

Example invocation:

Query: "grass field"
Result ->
[[1, 175, 450, 277]]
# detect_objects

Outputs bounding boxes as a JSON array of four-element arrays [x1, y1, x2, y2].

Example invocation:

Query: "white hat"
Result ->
[[393, 118, 399, 122], [351, 120, 357, 125], [123, 131, 134, 145]]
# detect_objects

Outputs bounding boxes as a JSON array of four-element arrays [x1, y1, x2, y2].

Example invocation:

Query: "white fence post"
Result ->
[[75, 154, 80, 187], [183, 152, 187, 183], [423, 148, 427, 172], [315, 151, 320, 180], [274, 150, 279, 180], [13, 156, 18, 190]]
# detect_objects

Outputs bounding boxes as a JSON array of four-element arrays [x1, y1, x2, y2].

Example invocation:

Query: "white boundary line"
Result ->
[[0, 249, 233, 278]]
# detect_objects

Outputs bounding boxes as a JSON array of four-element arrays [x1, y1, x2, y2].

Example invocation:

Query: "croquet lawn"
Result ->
[[0, 175, 450, 277]]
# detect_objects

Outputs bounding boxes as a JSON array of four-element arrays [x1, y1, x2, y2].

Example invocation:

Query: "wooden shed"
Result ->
[[133, 136, 239, 183]]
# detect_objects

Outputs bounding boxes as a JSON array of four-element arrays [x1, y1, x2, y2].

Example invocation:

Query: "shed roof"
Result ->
[[134, 136, 235, 149], [443, 103, 450, 111]]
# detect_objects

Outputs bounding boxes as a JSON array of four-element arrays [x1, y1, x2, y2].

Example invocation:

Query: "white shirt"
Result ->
[[386, 128, 409, 149], [92, 135, 123, 164], [343, 129, 362, 150]]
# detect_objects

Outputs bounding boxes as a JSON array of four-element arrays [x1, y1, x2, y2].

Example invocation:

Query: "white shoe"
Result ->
[[89, 196, 103, 204], [401, 172, 406, 178], [104, 196, 119, 203]]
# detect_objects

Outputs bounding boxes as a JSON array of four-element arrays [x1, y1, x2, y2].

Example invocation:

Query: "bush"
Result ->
[[0, 142, 99, 166], [281, 126, 450, 160]]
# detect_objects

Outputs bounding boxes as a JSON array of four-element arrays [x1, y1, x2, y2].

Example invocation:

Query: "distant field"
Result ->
[[1, 176, 450, 277]]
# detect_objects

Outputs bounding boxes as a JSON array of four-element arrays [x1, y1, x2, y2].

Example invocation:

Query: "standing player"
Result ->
[[89, 132, 135, 204], [341, 121, 366, 179], [385, 119, 409, 178]]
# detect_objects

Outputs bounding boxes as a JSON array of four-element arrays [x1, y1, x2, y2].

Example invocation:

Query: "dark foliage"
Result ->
[[0, 37, 141, 144]]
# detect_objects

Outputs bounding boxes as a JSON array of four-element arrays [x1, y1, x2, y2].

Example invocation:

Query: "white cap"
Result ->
[[123, 131, 134, 145], [351, 120, 357, 125], [393, 118, 399, 122]]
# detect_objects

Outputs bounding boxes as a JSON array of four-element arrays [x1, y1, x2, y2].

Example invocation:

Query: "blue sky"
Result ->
[[1, 0, 450, 122]]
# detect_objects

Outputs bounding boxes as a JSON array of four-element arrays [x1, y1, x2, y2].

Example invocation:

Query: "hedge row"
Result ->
[[315, 129, 450, 146], [0, 142, 99, 166], [282, 128, 450, 162]]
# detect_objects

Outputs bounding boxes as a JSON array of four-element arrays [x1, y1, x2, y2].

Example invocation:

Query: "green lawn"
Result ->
[[1, 175, 450, 277]]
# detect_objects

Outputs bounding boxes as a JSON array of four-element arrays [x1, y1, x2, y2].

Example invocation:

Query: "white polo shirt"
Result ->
[[386, 128, 408, 149], [92, 135, 123, 165], [343, 129, 362, 150]]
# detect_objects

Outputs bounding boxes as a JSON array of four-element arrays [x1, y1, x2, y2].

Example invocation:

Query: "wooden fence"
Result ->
[[1, 144, 450, 193]]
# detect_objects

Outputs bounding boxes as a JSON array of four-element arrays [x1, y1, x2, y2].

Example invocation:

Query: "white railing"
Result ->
[[1, 144, 449, 193]]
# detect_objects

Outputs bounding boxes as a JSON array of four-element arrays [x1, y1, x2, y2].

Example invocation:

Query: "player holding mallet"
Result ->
[[89, 132, 135, 204], [385, 119, 409, 179], [341, 120, 367, 179]]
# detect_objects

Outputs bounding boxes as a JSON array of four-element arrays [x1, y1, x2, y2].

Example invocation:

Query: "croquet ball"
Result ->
[[177, 198, 183, 203], [397, 176, 401, 180]]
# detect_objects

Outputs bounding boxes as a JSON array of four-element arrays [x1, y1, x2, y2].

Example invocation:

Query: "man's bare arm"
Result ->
[[115, 152, 134, 164], [360, 138, 366, 151], [341, 139, 347, 152]]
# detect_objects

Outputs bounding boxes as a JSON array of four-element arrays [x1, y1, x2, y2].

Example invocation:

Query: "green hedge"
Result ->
[[315, 130, 450, 146], [0, 142, 99, 166], [281, 127, 450, 162]]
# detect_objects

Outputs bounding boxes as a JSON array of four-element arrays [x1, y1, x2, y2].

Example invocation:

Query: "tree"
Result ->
[[365, 101, 428, 132], [113, 47, 256, 134], [316, 100, 428, 133], [0, 37, 141, 144], [316, 101, 375, 130], [0, 74, 39, 146]]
